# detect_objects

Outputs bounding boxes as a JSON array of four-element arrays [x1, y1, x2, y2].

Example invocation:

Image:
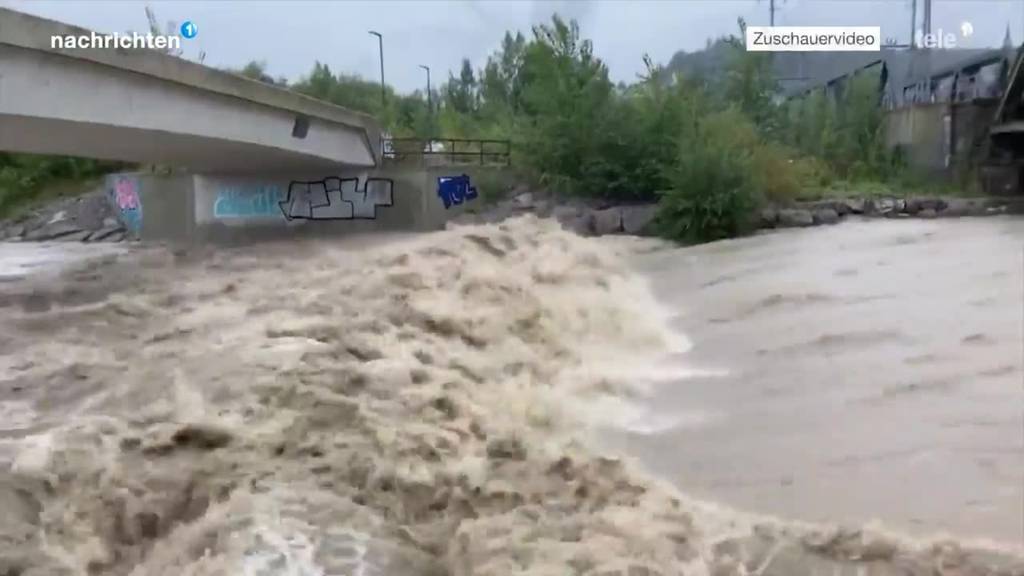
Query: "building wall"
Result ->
[[952, 100, 999, 173], [885, 100, 999, 179], [886, 102, 949, 176]]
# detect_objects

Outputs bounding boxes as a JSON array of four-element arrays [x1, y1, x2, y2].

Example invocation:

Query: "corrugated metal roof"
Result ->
[[775, 48, 1011, 98]]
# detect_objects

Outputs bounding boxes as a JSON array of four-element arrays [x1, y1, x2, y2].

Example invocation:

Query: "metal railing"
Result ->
[[382, 137, 511, 166]]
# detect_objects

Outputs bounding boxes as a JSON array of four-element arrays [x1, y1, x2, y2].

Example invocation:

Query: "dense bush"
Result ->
[[656, 108, 813, 242], [657, 108, 759, 241], [782, 68, 897, 182]]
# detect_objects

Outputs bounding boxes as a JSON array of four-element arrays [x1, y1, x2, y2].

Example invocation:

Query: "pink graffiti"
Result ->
[[114, 178, 139, 211]]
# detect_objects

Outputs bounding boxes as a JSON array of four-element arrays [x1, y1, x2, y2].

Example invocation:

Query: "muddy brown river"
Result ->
[[613, 217, 1023, 546], [0, 216, 1021, 575]]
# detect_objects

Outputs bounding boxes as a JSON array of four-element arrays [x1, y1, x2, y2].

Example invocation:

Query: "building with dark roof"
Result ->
[[775, 47, 1014, 108]]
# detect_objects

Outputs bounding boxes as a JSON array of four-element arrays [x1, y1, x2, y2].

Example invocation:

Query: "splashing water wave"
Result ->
[[0, 216, 1020, 575]]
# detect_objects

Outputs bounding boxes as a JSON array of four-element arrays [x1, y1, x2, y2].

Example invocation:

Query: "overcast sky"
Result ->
[[4, 0, 1024, 92]]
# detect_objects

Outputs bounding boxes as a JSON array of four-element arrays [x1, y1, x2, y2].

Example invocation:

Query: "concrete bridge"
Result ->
[[0, 7, 381, 172], [0, 8, 504, 242]]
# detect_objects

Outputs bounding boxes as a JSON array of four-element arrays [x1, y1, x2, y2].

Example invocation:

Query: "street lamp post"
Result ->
[[418, 64, 432, 114], [419, 64, 432, 139], [368, 31, 385, 106]]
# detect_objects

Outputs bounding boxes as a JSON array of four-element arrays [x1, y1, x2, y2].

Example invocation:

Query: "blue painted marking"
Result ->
[[437, 175, 478, 209]]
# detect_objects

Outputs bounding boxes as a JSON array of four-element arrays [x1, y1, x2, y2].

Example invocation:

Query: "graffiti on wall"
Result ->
[[109, 175, 142, 232], [210, 177, 394, 221], [213, 184, 286, 219], [279, 177, 394, 220], [437, 174, 478, 209]]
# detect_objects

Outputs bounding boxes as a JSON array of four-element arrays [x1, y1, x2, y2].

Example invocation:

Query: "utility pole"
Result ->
[[922, 0, 932, 40], [910, 0, 917, 48], [770, 0, 776, 26], [368, 31, 385, 107]]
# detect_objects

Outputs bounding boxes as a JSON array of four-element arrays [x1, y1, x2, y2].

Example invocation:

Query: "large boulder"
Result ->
[[24, 221, 85, 241], [73, 192, 116, 230], [941, 198, 988, 217], [844, 198, 866, 214], [905, 197, 947, 215], [511, 192, 535, 210], [777, 209, 814, 227], [812, 208, 840, 225], [865, 198, 896, 216], [59, 230, 93, 242], [1, 224, 25, 240], [825, 200, 852, 216], [760, 208, 779, 228], [621, 204, 658, 235], [998, 197, 1024, 215], [532, 199, 553, 217], [551, 204, 583, 222], [591, 207, 623, 235], [550, 204, 592, 235], [565, 214, 594, 236], [86, 226, 126, 242]]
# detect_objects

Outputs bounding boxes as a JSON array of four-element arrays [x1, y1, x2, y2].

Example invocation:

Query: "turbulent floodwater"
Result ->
[[610, 217, 1024, 547], [0, 217, 1021, 576]]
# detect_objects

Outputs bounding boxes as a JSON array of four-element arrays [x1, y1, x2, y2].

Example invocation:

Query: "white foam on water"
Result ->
[[0, 241, 125, 280], [0, 400, 36, 432]]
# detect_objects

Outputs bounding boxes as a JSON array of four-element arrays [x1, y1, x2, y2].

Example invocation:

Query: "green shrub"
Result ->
[[656, 108, 761, 242], [750, 144, 802, 203]]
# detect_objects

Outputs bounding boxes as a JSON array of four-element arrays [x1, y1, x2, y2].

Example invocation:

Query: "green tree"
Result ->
[[480, 31, 527, 117], [234, 60, 284, 86], [444, 59, 478, 114], [516, 15, 615, 195], [722, 19, 779, 133], [292, 62, 389, 116]]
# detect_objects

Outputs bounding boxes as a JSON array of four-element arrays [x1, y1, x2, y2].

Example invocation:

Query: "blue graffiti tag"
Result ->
[[437, 175, 478, 209], [213, 184, 286, 218]]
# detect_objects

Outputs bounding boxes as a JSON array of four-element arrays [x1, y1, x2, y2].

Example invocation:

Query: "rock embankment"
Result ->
[[456, 190, 1024, 238], [453, 190, 661, 237], [0, 188, 130, 243], [763, 196, 1024, 229]]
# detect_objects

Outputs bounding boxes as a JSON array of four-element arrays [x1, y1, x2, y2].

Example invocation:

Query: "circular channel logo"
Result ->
[[180, 21, 198, 39]]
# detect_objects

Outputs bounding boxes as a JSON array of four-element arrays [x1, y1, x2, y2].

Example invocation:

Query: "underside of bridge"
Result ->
[[0, 8, 382, 173], [0, 115, 367, 174]]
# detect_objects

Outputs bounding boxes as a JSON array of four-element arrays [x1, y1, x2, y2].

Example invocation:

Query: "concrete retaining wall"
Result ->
[[885, 100, 999, 181], [886, 103, 948, 176], [105, 166, 499, 243]]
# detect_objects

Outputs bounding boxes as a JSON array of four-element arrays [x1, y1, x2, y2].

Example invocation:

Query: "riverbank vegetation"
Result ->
[[275, 16, 907, 241], [0, 155, 119, 219]]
